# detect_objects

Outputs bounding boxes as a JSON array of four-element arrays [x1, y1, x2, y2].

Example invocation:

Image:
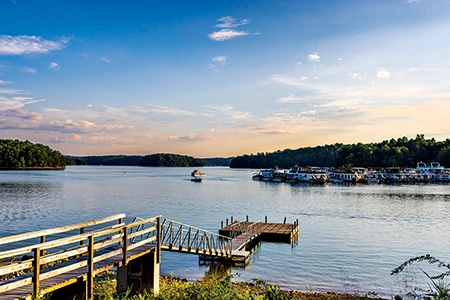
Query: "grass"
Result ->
[[93, 275, 375, 300]]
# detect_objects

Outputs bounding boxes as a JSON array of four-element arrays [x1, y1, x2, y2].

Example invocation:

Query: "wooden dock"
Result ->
[[219, 219, 299, 265]]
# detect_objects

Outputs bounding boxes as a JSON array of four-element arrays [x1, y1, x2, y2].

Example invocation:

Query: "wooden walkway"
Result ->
[[0, 214, 161, 300]]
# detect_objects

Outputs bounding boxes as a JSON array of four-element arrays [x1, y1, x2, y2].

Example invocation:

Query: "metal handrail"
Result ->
[[161, 219, 232, 257]]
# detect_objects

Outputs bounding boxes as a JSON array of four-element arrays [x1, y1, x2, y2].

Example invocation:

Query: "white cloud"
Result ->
[[87, 104, 93, 107], [212, 56, 227, 63], [215, 16, 250, 29], [23, 67, 37, 73], [301, 76, 308, 82], [276, 93, 308, 103], [376, 67, 391, 79], [0, 35, 69, 55], [308, 53, 321, 62], [337, 57, 343, 61], [0, 80, 11, 85], [48, 62, 59, 69], [208, 16, 252, 41], [295, 62, 302, 66], [319, 98, 371, 108], [101, 57, 111, 63], [208, 29, 249, 41]]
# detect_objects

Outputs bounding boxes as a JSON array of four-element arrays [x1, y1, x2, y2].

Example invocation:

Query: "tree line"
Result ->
[[66, 155, 233, 166], [140, 153, 204, 167], [0, 139, 66, 169], [230, 134, 450, 169]]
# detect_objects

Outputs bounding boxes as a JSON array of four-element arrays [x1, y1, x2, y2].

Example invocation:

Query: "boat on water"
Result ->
[[191, 170, 206, 182], [252, 169, 275, 181]]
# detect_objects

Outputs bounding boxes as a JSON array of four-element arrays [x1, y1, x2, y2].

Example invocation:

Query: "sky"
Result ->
[[1, 0, 450, 157]]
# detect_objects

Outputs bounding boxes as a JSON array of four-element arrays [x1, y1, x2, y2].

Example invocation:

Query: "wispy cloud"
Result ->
[[0, 88, 25, 94], [0, 35, 69, 55], [149, 104, 199, 116], [209, 56, 227, 68], [101, 57, 111, 63], [348, 72, 367, 80], [0, 80, 11, 85], [276, 93, 308, 103], [23, 67, 37, 73], [48, 62, 59, 69], [208, 16, 252, 41], [318, 98, 371, 108], [203, 104, 250, 120], [168, 133, 213, 142], [407, 67, 439, 72], [308, 52, 321, 62], [0, 95, 44, 111], [215, 16, 250, 29], [376, 67, 391, 79]]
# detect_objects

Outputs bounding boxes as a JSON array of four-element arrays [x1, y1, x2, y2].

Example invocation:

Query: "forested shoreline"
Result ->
[[65, 155, 233, 167], [230, 134, 450, 169], [0, 140, 65, 169], [3, 135, 450, 170]]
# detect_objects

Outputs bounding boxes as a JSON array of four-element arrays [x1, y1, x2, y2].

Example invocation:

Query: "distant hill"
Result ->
[[201, 157, 234, 166], [65, 155, 142, 166], [64, 154, 232, 167], [140, 153, 203, 167]]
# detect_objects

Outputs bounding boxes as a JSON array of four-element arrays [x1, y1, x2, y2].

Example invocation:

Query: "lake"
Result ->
[[1, 166, 449, 298]]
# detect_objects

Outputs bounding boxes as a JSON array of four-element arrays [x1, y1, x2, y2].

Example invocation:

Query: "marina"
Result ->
[[251, 162, 450, 184]]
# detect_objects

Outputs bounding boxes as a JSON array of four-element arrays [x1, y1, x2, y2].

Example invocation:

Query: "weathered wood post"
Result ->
[[283, 217, 286, 224], [265, 216, 267, 223], [231, 216, 234, 223], [246, 215, 249, 222], [33, 247, 40, 297], [226, 218, 229, 226], [87, 235, 94, 300]]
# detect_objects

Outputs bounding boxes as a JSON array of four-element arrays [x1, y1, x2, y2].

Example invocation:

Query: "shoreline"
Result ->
[[0, 166, 66, 170]]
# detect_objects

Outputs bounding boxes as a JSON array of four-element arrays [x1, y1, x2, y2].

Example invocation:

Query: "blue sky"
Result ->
[[1, 0, 450, 157]]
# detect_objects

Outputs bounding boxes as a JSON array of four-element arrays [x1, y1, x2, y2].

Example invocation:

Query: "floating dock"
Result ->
[[218, 218, 299, 265]]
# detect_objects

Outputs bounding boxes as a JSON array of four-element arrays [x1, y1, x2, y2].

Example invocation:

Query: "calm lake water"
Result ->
[[1, 166, 449, 297]]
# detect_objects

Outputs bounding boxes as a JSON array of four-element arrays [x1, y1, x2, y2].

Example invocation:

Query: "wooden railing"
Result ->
[[0, 215, 160, 299], [161, 219, 232, 257]]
